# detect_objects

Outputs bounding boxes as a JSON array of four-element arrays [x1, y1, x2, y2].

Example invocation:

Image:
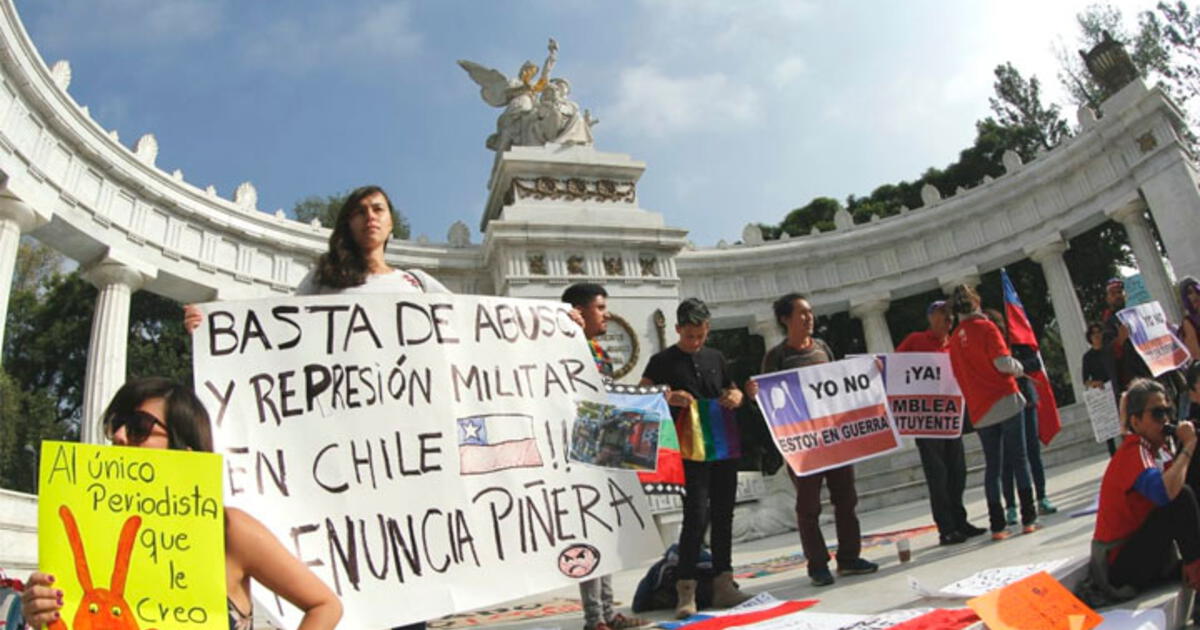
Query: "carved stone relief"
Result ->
[[511, 177, 636, 203], [528, 253, 547, 275], [567, 254, 586, 275], [603, 253, 623, 276]]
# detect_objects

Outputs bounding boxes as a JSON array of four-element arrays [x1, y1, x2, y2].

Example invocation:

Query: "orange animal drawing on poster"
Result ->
[[49, 505, 158, 630]]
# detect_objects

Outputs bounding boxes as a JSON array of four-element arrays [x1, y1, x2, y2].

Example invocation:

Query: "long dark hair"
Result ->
[[101, 377, 213, 452], [315, 185, 395, 289]]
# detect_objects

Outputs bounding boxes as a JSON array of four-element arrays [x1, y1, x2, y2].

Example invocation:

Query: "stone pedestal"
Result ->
[[482, 144, 688, 382], [80, 256, 152, 444]]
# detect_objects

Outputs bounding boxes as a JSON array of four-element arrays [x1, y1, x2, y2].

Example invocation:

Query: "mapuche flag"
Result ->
[[1001, 269, 1062, 445]]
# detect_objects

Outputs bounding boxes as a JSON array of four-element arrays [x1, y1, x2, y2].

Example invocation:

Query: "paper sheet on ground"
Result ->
[[1070, 496, 1101, 518], [967, 571, 1102, 630], [193, 294, 663, 629], [909, 556, 1087, 598]]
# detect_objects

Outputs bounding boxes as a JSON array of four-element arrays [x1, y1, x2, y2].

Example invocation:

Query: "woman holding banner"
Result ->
[[946, 285, 1039, 539], [184, 185, 449, 332], [20, 377, 343, 630]]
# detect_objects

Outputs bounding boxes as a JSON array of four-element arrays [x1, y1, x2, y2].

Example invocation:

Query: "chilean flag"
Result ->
[[1001, 269, 1062, 445]]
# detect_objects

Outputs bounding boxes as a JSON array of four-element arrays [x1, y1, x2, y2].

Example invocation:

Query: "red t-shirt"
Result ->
[[1094, 434, 1171, 561], [947, 315, 1018, 423], [897, 330, 948, 353]]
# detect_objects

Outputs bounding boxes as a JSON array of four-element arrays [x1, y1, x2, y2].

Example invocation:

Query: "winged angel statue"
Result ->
[[459, 38, 596, 153]]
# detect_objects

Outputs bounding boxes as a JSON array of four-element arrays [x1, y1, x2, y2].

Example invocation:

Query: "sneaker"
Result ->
[[836, 558, 879, 576], [1022, 522, 1041, 534], [1005, 505, 1017, 526], [960, 523, 987, 538], [809, 567, 835, 586], [938, 531, 968, 545], [608, 614, 650, 630], [991, 530, 1011, 541], [1038, 498, 1058, 515]]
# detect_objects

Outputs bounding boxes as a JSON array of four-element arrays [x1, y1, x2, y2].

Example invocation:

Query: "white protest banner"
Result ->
[[1117, 301, 1191, 376], [751, 357, 901, 477], [882, 353, 964, 439], [1083, 384, 1122, 443], [193, 294, 662, 629]]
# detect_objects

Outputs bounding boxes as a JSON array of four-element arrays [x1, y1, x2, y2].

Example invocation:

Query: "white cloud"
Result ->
[[606, 66, 762, 138], [27, 0, 223, 50], [241, 4, 420, 74], [770, 56, 808, 87]]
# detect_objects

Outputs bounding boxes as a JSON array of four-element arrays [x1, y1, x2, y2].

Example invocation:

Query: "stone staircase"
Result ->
[[0, 488, 37, 575], [732, 402, 1107, 542], [854, 402, 1105, 513]]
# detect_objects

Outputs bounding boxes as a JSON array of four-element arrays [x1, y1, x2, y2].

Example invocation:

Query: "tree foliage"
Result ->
[[293, 191, 412, 240], [1, 241, 191, 492]]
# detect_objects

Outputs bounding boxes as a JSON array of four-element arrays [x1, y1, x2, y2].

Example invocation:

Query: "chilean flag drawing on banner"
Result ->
[[1001, 269, 1061, 445]]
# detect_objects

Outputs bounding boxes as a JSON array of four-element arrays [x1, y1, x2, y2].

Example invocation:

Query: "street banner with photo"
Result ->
[[883, 352, 964, 438], [1117, 301, 1192, 376], [570, 389, 665, 471], [38, 441, 226, 629], [751, 357, 901, 477], [596, 383, 686, 496], [193, 294, 662, 630], [1083, 383, 1123, 443], [1002, 269, 1061, 446]]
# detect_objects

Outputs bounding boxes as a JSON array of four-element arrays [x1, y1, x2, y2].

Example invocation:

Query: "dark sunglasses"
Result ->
[[1148, 406, 1175, 422], [107, 410, 167, 445]]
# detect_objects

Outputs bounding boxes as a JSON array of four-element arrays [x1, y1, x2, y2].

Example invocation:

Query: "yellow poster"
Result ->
[[38, 441, 225, 629]]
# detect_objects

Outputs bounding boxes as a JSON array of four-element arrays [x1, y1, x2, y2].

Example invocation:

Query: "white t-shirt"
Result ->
[[295, 267, 450, 296]]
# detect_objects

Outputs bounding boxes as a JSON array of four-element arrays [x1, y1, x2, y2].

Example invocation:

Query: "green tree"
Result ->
[[293, 191, 412, 239], [989, 63, 1072, 153]]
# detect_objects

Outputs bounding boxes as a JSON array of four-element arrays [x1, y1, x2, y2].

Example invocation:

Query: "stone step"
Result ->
[[0, 488, 37, 574], [854, 403, 1105, 514]]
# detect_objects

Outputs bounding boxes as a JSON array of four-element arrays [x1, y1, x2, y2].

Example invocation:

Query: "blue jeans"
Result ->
[[977, 413, 1035, 531], [1003, 406, 1047, 507]]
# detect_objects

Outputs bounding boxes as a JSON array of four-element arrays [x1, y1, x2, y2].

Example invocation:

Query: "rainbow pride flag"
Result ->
[[675, 399, 742, 462]]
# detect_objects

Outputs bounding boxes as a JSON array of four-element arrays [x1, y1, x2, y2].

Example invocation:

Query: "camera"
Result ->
[[1164, 423, 1178, 438]]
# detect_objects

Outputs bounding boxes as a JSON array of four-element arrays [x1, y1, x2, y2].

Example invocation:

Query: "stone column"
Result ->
[[939, 268, 982, 295], [0, 192, 45, 366], [752, 313, 784, 353], [1111, 203, 1180, 322], [1027, 239, 1089, 402], [80, 258, 151, 444], [1137, 158, 1200, 281], [850, 296, 894, 353]]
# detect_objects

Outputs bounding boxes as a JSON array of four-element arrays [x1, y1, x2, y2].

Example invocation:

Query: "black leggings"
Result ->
[[1109, 486, 1200, 589]]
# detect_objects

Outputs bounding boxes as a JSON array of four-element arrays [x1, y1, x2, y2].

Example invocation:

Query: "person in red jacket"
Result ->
[[897, 300, 986, 544], [946, 284, 1038, 539], [1093, 378, 1200, 597]]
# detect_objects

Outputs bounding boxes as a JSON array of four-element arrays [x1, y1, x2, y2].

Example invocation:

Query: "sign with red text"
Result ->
[[752, 357, 901, 476], [1117, 301, 1192, 377], [884, 353, 964, 439], [193, 294, 662, 629]]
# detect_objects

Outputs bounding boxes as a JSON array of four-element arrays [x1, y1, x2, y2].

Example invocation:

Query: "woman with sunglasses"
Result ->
[[1092, 378, 1200, 599], [20, 377, 343, 630]]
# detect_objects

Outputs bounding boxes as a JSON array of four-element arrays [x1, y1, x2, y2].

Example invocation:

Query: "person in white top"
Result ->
[[185, 185, 447, 332]]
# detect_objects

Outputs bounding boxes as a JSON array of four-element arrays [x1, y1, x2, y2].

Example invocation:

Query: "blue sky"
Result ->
[[15, 0, 1157, 247]]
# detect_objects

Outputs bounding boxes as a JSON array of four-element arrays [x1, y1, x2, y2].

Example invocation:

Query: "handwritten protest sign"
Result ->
[[1117, 301, 1191, 377], [883, 353, 964, 439], [38, 441, 225, 629], [967, 571, 1101, 630], [1083, 384, 1122, 443], [752, 357, 901, 477], [193, 294, 662, 629]]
